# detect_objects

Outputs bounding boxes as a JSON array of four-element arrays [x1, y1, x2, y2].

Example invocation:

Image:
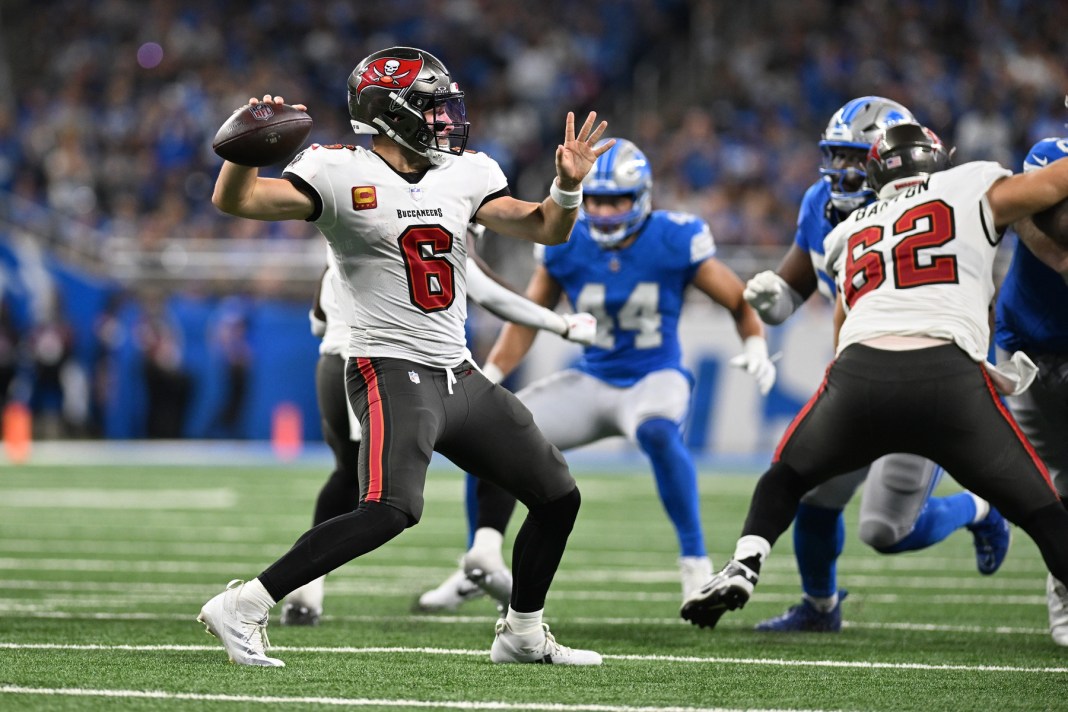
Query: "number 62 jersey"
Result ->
[[283, 143, 509, 368], [823, 161, 1010, 362]]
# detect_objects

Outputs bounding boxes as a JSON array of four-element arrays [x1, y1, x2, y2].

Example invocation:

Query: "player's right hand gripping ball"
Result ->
[[212, 103, 313, 167], [1032, 197, 1068, 248]]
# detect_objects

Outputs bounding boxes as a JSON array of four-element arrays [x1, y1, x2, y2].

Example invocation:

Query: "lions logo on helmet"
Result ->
[[347, 46, 469, 165], [580, 138, 653, 247], [819, 96, 916, 212]]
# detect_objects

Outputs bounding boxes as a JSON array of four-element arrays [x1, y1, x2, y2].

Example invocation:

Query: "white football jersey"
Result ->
[[317, 244, 351, 358], [285, 144, 509, 368], [824, 161, 1011, 361]]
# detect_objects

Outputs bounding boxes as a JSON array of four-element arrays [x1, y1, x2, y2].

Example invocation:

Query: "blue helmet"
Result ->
[[580, 138, 653, 247], [819, 96, 915, 212]]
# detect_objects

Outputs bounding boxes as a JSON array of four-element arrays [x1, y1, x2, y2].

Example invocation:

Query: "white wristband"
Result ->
[[550, 179, 582, 209]]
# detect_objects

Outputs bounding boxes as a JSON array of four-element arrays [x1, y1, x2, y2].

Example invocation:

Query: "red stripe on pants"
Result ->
[[773, 362, 832, 463], [978, 364, 1056, 495], [356, 358, 385, 502]]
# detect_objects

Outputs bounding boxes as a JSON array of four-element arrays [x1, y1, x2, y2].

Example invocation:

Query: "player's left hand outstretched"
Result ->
[[555, 112, 614, 190]]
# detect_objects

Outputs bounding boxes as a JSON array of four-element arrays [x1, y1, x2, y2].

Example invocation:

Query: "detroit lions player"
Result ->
[[682, 122, 1068, 633], [743, 97, 1009, 632], [995, 128, 1068, 647], [419, 138, 776, 609]]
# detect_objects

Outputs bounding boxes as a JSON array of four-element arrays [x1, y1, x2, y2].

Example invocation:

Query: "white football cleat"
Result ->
[[490, 619, 602, 665], [1048, 574, 1068, 646], [197, 579, 284, 667], [415, 569, 485, 612], [462, 547, 513, 609], [678, 556, 714, 601]]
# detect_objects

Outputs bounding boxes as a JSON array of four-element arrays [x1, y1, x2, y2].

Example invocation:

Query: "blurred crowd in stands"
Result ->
[[0, 0, 1065, 438], [3, 1, 1067, 254]]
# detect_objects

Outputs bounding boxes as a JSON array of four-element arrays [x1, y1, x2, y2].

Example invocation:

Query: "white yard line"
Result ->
[[0, 643, 1064, 674], [0, 684, 831, 712], [0, 608, 1050, 636], [0, 556, 1049, 590], [1, 488, 237, 509]]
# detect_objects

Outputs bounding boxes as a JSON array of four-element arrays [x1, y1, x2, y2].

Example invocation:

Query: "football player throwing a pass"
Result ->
[[197, 46, 613, 667], [280, 226, 597, 626]]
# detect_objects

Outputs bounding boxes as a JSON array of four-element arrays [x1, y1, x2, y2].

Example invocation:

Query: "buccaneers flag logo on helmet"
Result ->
[[352, 56, 424, 98]]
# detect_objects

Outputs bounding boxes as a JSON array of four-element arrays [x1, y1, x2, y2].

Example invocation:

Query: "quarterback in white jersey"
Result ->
[[682, 122, 1068, 634], [279, 232, 598, 627], [197, 45, 615, 668], [284, 143, 505, 367]]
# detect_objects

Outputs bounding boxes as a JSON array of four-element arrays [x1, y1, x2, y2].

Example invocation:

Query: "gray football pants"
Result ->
[[799, 454, 940, 550]]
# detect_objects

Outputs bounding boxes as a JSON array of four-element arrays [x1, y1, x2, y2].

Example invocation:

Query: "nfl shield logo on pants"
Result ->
[[408, 370, 421, 384]]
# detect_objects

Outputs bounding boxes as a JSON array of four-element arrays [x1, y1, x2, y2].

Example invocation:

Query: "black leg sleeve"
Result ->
[[1017, 501, 1068, 584], [312, 443, 362, 525], [742, 461, 819, 546], [258, 500, 410, 601], [510, 486, 581, 613]]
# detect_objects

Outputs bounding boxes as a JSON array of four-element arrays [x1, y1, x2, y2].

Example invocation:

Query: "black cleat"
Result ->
[[680, 560, 758, 630]]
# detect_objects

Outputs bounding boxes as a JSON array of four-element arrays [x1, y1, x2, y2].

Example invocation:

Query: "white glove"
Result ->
[[309, 309, 327, 338], [562, 312, 597, 345], [729, 336, 776, 395], [743, 270, 803, 325], [481, 362, 505, 384]]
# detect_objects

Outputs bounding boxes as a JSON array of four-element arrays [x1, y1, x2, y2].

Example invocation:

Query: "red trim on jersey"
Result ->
[[356, 358, 385, 502], [978, 364, 1057, 494], [773, 363, 833, 463]]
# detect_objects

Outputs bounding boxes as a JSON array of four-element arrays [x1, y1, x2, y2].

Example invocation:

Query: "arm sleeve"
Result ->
[[466, 257, 568, 335]]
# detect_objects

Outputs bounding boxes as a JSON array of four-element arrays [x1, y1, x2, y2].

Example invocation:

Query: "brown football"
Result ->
[[212, 103, 313, 167], [1032, 196, 1068, 248]]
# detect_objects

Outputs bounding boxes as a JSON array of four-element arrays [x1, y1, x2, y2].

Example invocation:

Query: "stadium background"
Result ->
[[0, 0, 1064, 450]]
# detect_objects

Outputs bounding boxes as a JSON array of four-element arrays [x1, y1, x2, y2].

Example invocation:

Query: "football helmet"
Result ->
[[580, 138, 653, 247], [819, 96, 915, 212], [865, 123, 952, 197], [347, 47, 469, 164]]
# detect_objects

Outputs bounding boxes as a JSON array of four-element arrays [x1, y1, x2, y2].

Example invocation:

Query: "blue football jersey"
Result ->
[[793, 178, 854, 300], [540, 211, 715, 386], [995, 137, 1068, 354]]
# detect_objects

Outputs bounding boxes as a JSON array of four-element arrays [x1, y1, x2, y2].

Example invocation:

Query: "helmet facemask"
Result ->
[[347, 47, 470, 165], [818, 96, 916, 212]]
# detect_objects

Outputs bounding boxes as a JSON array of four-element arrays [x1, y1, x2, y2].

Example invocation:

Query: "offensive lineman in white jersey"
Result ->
[[280, 231, 597, 626], [197, 46, 614, 667], [680, 122, 1068, 633]]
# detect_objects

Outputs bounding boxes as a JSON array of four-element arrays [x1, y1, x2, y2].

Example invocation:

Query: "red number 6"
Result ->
[[398, 226, 455, 313]]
